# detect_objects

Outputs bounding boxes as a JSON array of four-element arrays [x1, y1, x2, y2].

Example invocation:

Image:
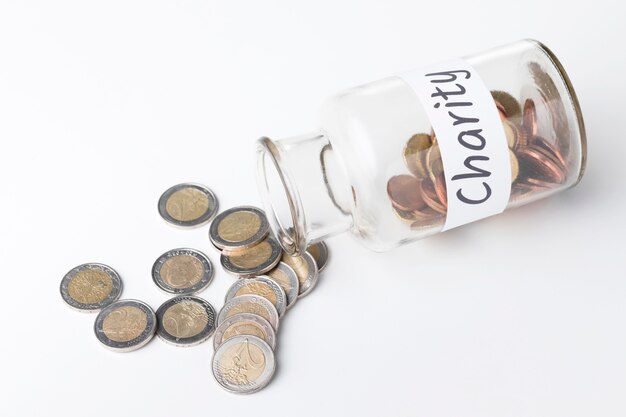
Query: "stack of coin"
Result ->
[[209, 205, 329, 393], [388, 89, 569, 229]]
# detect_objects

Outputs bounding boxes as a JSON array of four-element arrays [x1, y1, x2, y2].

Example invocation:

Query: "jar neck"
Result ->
[[257, 131, 353, 256]]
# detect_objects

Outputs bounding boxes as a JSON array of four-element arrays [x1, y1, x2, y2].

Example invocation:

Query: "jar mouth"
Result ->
[[257, 136, 307, 256]]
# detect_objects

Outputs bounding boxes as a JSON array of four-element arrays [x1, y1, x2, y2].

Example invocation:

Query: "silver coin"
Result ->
[[209, 206, 269, 250], [212, 335, 276, 394], [60, 263, 123, 313], [213, 313, 276, 351], [158, 183, 218, 228], [151, 248, 213, 295], [224, 276, 286, 317], [156, 296, 216, 347], [282, 251, 319, 298], [220, 237, 282, 278], [306, 241, 329, 272], [217, 294, 279, 332], [94, 299, 156, 352], [265, 262, 299, 309]]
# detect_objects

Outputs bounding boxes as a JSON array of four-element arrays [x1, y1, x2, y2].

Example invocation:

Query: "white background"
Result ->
[[0, 1, 624, 416]]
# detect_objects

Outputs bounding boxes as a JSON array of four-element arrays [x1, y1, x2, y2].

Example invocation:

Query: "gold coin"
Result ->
[[212, 335, 275, 394], [502, 119, 519, 149], [67, 269, 113, 305], [220, 237, 282, 277], [281, 252, 319, 297], [162, 301, 209, 339], [510, 149, 519, 183], [425, 143, 443, 183], [210, 206, 270, 250], [213, 313, 276, 350], [403, 133, 433, 178], [158, 183, 218, 227], [102, 305, 148, 343], [160, 255, 204, 289], [491, 90, 521, 118]]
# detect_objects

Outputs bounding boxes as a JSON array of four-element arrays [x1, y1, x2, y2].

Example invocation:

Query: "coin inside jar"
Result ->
[[156, 296, 216, 347], [281, 251, 319, 298], [158, 183, 218, 228], [491, 90, 522, 118], [213, 313, 276, 350], [209, 206, 270, 250], [217, 294, 279, 331], [265, 262, 299, 309], [212, 335, 276, 394], [152, 248, 213, 295], [403, 133, 432, 178], [225, 277, 287, 317], [387, 175, 426, 212], [60, 263, 123, 313], [220, 237, 282, 278], [306, 242, 329, 272], [94, 300, 156, 352]]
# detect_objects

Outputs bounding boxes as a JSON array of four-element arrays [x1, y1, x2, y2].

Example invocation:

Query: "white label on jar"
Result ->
[[398, 58, 511, 231]]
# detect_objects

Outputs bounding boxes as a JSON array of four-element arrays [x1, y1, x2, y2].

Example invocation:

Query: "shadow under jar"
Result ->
[[258, 39, 586, 255]]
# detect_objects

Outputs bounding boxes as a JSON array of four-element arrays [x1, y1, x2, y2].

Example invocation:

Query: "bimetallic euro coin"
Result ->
[[156, 296, 216, 347], [217, 295, 279, 331], [306, 242, 329, 272], [152, 248, 213, 295], [281, 251, 319, 298], [266, 262, 299, 309], [212, 335, 276, 394], [158, 183, 218, 228], [60, 263, 123, 313], [220, 237, 282, 278], [94, 300, 156, 352], [224, 277, 286, 317], [209, 206, 269, 250], [491, 90, 522, 118], [213, 313, 276, 350]]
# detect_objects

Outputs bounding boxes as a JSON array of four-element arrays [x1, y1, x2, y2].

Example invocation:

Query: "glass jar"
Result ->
[[257, 39, 587, 256]]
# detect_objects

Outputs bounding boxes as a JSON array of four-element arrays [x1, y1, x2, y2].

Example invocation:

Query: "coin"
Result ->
[[281, 251, 319, 298], [225, 277, 287, 317], [421, 177, 446, 214], [217, 295, 279, 331], [491, 90, 522, 118], [306, 241, 329, 272], [517, 144, 565, 185], [509, 149, 520, 183], [531, 135, 567, 171], [425, 143, 444, 183], [220, 237, 282, 278], [213, 313, 276, 350], [156, 295, 216, 347], [151, 248, 213, 295], [60, 263, 123, 313], [403, 133, 433, 178], [94, 299, 156, 352], [266, 262, 299, 309], [209, 206, 270, 250], [212, 335, 276, 394], [502, 119, 520, 149], [158, 183, 218, 228], [522, 98, 538, 137], [387, 175, 426, 212]]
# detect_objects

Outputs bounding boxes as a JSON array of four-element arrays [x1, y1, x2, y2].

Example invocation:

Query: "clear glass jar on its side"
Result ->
[[257, 39, 587, 255]]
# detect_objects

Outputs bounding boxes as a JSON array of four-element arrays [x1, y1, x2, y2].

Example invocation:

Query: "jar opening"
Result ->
[[257, 137, 306, 256]]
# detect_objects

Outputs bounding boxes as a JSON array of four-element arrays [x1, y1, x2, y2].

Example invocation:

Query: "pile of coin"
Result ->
[[61, 183, 329, 395], [387, 89, 569, 229], [209, 205, 328, 394]]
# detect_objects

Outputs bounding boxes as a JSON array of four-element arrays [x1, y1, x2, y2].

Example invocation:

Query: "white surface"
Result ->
[[0, 1, 624, 416]]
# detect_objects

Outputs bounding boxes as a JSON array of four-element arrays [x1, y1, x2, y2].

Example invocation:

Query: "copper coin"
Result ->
[[495, 101, 508, 121], [434, 174, 447, 207], [516, 146, 565, 185], [522, 98, 538, 137], [403, 133, 433, 178], [420, 178, 446, 214], [531, 135, 567, 172], [387, 175, 426, 212]]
